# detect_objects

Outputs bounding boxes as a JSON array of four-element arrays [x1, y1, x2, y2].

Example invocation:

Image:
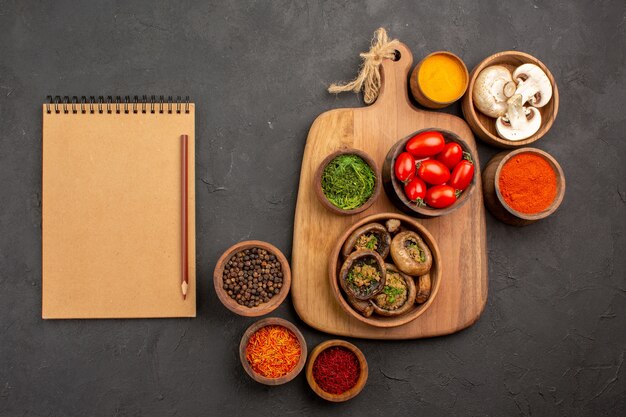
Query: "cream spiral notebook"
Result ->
[[42, 96, 196, 319]]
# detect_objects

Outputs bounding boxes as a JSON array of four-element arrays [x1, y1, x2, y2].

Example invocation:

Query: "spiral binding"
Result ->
[[45, 95, 191, 114]]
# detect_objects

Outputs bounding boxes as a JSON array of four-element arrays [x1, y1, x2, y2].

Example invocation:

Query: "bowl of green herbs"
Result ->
[[314, 149, 381, 215]]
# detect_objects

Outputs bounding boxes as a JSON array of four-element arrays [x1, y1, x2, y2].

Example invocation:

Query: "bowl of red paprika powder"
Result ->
[[306, 339, 368, 402], [482, 147, 565, 226]]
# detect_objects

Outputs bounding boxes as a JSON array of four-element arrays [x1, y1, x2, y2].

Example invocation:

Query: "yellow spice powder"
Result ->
[[418, 54, 467, 103]]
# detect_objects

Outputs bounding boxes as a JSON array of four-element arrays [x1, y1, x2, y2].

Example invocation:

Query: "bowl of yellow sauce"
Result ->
[[410, 51, 469, 109]]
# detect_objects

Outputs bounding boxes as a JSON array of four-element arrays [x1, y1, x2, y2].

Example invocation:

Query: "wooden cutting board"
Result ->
[[291, 42, 488, 339]]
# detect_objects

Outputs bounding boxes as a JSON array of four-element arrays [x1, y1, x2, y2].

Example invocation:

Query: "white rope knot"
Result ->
[[328, 28, 400, 104]]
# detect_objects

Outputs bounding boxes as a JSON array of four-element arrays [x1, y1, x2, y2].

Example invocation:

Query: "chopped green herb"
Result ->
[[383, 285, 404, 304], [321, 154, 376, 210], [355, 234, 379, 252]]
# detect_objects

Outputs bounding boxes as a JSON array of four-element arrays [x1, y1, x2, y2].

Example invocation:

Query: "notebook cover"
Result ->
[[42, 104, 196, 318]]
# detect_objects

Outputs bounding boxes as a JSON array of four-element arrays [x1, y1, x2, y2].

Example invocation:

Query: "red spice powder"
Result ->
[[312, 346, 360, 394], [498, 153, 557, 214]]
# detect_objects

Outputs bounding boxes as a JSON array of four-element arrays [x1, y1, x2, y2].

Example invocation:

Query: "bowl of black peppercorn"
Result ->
[[213, 240, 291, 317]]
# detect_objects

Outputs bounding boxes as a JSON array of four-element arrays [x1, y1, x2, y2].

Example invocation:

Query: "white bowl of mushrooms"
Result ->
[[461, 51, 559, 149]]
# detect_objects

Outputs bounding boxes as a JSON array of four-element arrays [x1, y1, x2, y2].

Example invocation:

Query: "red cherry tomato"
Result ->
[[449, 160, 475, 191], [417, 160, 450, 185], [436, 142, 463, 170], [394, 152, 416, 183], [425, 185, 457, 208], [403, 177, 427, 205], [406, 131, 445, 158]]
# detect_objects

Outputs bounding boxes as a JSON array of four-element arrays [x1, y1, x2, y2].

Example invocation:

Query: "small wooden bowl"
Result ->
[[329, 213, 442, 328], [239, 317, 307, 385], [462, 51, 559, 149], [314, 148, 381, 216], [382, 129, 478, 218], [306, 339, 368, 402], [410, 51, 469, 109], [213, 240, 291, 317], [483, 147, 566, 226]]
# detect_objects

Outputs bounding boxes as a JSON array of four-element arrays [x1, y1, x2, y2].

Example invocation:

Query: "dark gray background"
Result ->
[[1, 1, 624, 416]]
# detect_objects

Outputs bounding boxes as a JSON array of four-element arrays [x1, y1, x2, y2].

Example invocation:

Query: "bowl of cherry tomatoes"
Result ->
[[382, 129, 478, 218]]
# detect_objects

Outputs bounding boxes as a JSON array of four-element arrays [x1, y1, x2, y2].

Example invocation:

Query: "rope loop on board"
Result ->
[[328, 28, 400, 104]]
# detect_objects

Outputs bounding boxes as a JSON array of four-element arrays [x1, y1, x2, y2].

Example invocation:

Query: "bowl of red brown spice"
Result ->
[[483, 147, 565, 226], [239, 317, 307, 386], [306, 339, 368, 402]]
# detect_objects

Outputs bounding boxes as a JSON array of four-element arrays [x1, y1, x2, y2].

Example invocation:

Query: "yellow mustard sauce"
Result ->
[[418, 53, 467, 103]]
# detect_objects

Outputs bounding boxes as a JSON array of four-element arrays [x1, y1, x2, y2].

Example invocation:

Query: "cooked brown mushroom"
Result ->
[[341, 223, 391, 259], [385, 219, 401, 234], [339, 250, 386, 300], [346, 293, 374, 317], [371, 263, 417, 317], [390, 231, 432, 276], [415, 273, 431, 304]]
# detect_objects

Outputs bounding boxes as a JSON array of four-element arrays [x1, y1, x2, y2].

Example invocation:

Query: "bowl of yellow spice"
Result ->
[[410, 51, 469, 109]]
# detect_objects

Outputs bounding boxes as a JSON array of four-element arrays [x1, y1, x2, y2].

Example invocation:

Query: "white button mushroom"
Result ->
[[495, 94, 542, 141], [472, 65, 517, 118], [512, 63, 553, 108]]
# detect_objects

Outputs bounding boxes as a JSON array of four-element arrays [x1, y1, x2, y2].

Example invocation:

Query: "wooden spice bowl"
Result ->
[[410, 51, 469, 109], [329, 213, 442, 328], [482, 147, 566, 226], [239, 317, 307, 386], [314, 148, 381, 216], [306, 339, 368, 402], [213, 240, 291, 317], [382, 129, 478, 218], [461, 51, 559, 149]]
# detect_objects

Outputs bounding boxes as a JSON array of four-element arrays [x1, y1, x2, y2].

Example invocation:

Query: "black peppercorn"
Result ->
[[222, 247, 284, 307]]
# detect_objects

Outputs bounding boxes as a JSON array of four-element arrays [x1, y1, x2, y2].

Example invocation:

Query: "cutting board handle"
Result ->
[[373, 42, 415, 111]]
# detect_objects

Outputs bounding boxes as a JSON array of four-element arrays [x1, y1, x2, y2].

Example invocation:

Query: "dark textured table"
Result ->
[[1, 1, 624, 416]]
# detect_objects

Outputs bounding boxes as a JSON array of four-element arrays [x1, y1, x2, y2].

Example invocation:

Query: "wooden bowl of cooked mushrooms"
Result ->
[[329, 213, 442, 328], [461, 51, 559, 149]]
